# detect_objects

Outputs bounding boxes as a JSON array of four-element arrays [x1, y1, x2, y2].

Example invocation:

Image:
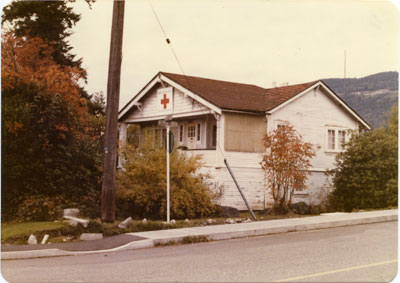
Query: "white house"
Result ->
[[118, 72, 371, 210]]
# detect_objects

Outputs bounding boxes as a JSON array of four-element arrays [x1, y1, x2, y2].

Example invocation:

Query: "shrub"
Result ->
[[329, 106, 398, 211], [14, 195, 66, 221], [117, 130, 219, 220]]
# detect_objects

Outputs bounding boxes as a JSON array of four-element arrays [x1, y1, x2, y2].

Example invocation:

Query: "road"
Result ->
[[1, 221, 397, 282]]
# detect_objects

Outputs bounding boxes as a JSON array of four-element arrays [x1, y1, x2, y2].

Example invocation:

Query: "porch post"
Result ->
[[215, 114, 225, 167], [118, 123, 127, 168]]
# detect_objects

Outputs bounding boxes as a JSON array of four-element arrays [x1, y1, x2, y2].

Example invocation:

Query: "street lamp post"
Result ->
[[166, 124, 171, 223], [159, 116, 176, 223]]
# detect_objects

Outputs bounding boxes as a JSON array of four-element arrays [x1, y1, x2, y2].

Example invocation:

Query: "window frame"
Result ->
[[325, 126, 348, 153], [179, 124, 184, 143], [275, 120, 289, 130], [197, 123, 201, 142]]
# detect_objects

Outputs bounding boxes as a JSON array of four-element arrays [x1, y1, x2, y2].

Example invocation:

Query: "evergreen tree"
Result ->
[[2, 1, 83, 69]]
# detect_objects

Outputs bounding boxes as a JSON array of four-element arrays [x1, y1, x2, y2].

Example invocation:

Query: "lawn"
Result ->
[[1, 212, 309, 245], [2, 221, 67, 244]]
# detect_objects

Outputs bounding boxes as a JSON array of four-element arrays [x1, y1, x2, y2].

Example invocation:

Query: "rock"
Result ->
[[41, 234, 49, 244], [80, 233, 103, 241], [118, 217, 132, 229], [142, 218, 148, 224], [27, 234, 37, 245], [184, 218, 190, 223], [63, 216, 89, 228], [290, 202, 310, 215], [218, 206, 240, 218], [63, 208, 80, 218], [243, 218, 252, 223], [225, 218, 235, 224], [234, 218, 243, 223], [207, 219, 214, 224], [64, 219, 78, 227], [170, 219, 176, 224]]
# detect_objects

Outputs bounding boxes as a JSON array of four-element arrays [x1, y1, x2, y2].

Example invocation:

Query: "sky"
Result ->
[[64, 0, 399, 108]]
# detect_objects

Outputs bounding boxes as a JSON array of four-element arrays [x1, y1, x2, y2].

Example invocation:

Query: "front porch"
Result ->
[[119, 113, 227, 168]]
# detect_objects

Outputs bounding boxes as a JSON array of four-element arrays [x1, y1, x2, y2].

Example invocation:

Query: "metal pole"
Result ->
[[224, 159, 257, 220], [166, 125, 170, 223]]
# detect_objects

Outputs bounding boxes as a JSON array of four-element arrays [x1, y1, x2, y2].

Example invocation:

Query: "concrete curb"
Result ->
[[145, 212, 397, 245], [2, 210, 397, 260], [1, 239, 155, 260]]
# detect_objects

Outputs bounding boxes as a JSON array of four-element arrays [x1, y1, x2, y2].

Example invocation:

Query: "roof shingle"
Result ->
[[161, 72, 318, 113]]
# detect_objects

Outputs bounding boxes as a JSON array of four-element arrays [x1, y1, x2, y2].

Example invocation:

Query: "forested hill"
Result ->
[[322, 71, 398, 128]]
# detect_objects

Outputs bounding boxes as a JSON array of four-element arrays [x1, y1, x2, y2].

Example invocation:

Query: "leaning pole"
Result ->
[[101, 0, 125, 222]]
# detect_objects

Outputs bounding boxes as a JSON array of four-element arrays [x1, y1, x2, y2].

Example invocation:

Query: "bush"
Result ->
[[329, 106, 398, 211], [14, 195, 65, 222], [117, 130, 219, 220]]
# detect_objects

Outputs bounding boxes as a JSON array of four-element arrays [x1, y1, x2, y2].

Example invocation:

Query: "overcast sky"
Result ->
[[67, 0, 399, 109]]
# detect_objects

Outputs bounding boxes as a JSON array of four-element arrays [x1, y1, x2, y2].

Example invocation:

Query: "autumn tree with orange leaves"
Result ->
[[1, 32, 104, 221], [261, 125, 318, 214]]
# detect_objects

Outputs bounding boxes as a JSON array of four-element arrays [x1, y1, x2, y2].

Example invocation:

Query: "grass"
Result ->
[[2, 221, 67, 244], [0, 212, 312, 245], [155, 236, 209, 247]]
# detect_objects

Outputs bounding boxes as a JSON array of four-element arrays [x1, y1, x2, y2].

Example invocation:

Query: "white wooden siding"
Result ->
[[268, 87, 359, 170], [124, 86, 209, 121], [198, 165, 333, 210]]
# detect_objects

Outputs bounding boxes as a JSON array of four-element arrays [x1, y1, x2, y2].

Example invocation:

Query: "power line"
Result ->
[[147, 0, 192, 90]]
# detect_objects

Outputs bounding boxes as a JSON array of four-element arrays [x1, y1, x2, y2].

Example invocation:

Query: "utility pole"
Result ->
[[101, 0, 125, 222]]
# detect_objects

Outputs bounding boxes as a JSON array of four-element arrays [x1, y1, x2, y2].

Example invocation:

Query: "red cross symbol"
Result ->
[[161, 93, 170, 109]]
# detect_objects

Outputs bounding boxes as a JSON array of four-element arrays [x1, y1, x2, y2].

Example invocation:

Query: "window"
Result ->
[[179, 125, 183, 142], [326, 127, 347, 152], [328, 129, 335, 150], [188, 125, 195, 138], [197, 123, 201, 141], [276, 120, 289, 131], [338, 130, 346, 150]]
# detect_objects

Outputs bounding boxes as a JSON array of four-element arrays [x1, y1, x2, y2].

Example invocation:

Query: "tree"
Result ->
[[329, 105, 398, 211], [1, 33, 104, 221], [2, 0, 94, 69], [261, 125, 317, 214], [1, 0, 101, 115]]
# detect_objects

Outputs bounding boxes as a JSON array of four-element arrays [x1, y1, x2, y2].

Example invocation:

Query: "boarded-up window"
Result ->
[[224, 112, 265, 152]]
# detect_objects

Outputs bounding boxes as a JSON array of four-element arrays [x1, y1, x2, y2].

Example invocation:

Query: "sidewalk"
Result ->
[[2, 209, 397, 260]]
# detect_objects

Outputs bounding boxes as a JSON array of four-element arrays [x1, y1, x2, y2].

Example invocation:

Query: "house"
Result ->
[[118, 72, 371, 210]]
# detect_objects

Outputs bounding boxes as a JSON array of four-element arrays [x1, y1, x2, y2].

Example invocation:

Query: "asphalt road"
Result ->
[[1, 221, 397, 282]]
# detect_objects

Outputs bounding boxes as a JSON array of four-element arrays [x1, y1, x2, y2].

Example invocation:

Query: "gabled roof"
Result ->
[[161, 72, 268, 112], [161, 72, 317, 113], [119, 71, 370, 129]]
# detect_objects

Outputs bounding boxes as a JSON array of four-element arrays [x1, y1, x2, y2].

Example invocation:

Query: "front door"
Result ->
[[187, 123, 196, 149]]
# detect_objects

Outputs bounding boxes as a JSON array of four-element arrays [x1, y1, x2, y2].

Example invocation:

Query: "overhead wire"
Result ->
[[147, 3, 260, 217], [148, 0, 225, 160], [147, 0, 192, 91]]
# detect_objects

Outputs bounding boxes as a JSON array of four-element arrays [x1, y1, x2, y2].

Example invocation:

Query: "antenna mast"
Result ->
[[344, 50, 346, 96]]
